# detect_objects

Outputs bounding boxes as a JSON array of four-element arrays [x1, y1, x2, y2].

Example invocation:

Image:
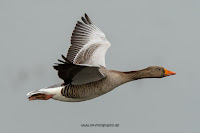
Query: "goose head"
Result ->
[[147, 66, 176, 78]]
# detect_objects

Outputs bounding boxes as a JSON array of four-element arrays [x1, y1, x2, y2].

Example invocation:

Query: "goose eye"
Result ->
[[158, 68, 161, 70]]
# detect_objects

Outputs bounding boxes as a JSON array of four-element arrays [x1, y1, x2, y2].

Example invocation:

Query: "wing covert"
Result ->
[[66, 13, 111, 67], [54, 55, 105, 85]]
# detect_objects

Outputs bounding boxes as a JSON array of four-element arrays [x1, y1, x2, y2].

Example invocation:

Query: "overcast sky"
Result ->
[[1, 0, 200, 133]]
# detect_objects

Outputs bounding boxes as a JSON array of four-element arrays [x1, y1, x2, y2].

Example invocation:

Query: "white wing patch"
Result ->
[[67, 14, 111, 67]]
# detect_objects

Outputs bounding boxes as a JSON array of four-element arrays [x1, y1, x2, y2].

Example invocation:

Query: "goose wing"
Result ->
[[66, 13, 111, 67], [54, 55, 105, 85]]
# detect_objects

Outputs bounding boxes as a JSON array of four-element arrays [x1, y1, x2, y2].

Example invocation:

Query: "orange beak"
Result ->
[[164, 68, 176, 76]]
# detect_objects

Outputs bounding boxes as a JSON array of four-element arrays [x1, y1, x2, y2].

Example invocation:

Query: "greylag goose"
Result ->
[[27, 14, 176, 102]]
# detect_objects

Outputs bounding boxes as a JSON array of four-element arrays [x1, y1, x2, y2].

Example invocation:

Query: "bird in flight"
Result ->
[[27, 14, 176, 102]]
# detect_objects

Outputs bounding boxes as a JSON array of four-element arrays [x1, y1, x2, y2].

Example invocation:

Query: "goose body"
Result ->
[[27, 14, 176, 102]]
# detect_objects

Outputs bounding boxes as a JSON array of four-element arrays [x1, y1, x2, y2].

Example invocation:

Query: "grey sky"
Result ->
[[1, 0, 200, 132]]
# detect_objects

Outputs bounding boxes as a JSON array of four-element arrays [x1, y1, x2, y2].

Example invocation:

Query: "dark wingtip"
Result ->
[[58, 59, 65, 63], [61, 54, 66, 60], [61, 55, 72, 64], [84, 13, 92, 24], [53, 65, 58, 69], [77, 21, 83, 24], [85, 13, 88, 18], [81, 17, 86, 24]]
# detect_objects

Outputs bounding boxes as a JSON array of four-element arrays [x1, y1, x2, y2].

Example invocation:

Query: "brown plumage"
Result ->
[[27, 14, 176, 102], [53, 61, 175, 102]]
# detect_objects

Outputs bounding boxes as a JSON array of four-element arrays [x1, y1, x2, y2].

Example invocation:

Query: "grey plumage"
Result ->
[[27, 14, 175, 102], [53, 55, 105, 85], [66, 13, 111, 67], [67, 13, 98, 63]]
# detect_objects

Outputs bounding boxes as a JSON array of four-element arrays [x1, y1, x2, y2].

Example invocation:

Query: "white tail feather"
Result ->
[[27, 87, 63, 97], [27, 89, 47, 96]]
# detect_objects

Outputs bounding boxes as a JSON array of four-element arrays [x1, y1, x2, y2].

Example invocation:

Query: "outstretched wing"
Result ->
[[66, 13, 111, 67], [54, 55, 105, 85]]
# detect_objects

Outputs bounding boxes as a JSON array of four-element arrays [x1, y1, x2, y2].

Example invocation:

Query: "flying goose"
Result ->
[[27, 14, 176, 102]]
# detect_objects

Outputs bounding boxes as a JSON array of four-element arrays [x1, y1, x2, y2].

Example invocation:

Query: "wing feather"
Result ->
[[66, 13, 111, 67], [54, 55, 105, 85]]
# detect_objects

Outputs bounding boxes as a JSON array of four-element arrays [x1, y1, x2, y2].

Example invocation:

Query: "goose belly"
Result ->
[[53, 81, 117, 102]]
